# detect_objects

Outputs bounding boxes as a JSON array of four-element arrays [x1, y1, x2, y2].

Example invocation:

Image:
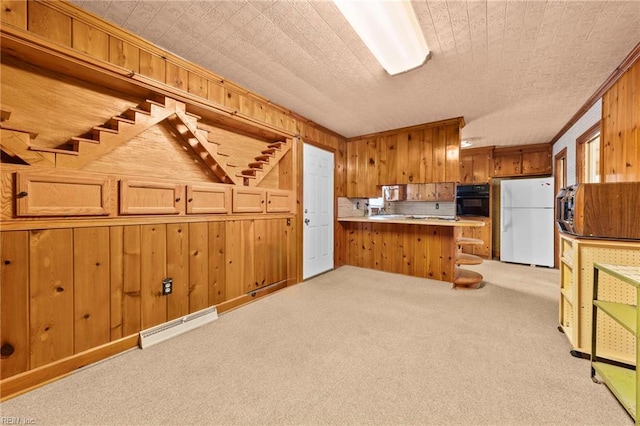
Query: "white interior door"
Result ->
[[303, 143, 334, 279]]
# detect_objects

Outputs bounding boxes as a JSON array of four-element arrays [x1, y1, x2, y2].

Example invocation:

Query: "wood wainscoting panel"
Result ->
[[208, 221, 226, 305], [167, 223, 189, 320], [0, 231, 29, 379], [29, 229, 74, 368], [140, 224, 167, 329], [73, 227, 110, 353], [187, 222, 209, 314]]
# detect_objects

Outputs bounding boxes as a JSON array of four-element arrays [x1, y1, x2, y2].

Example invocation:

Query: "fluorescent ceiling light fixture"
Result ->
[[333, 0, 430, 75]]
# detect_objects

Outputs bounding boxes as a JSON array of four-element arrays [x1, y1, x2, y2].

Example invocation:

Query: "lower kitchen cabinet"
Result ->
[[558, 234, 640, 363]]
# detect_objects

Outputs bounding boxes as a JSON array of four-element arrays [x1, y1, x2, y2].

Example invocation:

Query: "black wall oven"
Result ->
[[456, 184, 490, 217]]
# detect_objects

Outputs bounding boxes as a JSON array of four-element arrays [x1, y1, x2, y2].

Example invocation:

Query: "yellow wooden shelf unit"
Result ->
[[591, 263, 640, 423]]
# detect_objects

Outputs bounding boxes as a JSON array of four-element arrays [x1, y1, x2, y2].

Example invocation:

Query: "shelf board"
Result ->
[[594, 300, 636, 335], [560, 257, 573, 267], [592, 362, 636, 419], [595, 263, 640, 288]]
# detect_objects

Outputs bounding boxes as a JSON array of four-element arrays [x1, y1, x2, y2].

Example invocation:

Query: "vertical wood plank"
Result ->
[[167, 223, 189, 319], [407, 131, 421, 183], [361, 221, 372, 268], [208, 80, 225, 105], [440, 227, 455, 282], [346, 141, 358, 196], [422, 128, 435, 182], [109, 226, 124, 341], [109, 36, 140, 73], [414, 228, 427, 278], [122, 225, 141, 336], [1, 0, 27, 29], [242, 220, 255, 293], [395, 132, 409, 184], [372, 224, 382, 270], [140, 224, 166, 329], [187, 222, 208, 313], [433, 127, 447, 182], [208, 221, 226, 305], [74, 227, 110, 353], [254, 219, 267, 289], [386, 135, 398, 185], [188, 72, 208, 98], [366, 138, 378, 195], [225, 221, 243, 299], [1, 231, 29, 378], [27, 1, 71, 47], [445, 124, 461, 182], [378, 136, 389, 185], [139, 50, 166, 82], [72, 20, 109, 61], [29, 229, 74, 368], [166, 62, 188, 91], [401, 225, 415, 276]]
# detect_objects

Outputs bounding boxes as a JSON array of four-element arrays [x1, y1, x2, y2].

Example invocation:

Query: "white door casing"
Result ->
[[303, 143, 334, 279]]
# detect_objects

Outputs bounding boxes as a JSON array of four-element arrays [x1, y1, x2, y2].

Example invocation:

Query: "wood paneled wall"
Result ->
[[0, 218, 292, 380], [602, 58, 640, 182], [342, 222, 456, 282]]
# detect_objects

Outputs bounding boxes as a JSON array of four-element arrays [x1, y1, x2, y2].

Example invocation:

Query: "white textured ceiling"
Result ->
[[70, 0, 640, 147]]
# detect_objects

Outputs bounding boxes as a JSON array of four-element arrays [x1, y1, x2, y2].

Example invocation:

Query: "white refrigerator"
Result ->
[[500, 177, 555, 267]]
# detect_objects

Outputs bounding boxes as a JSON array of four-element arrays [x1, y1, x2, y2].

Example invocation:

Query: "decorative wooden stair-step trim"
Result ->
[[51, 97, 182, 168], [453, 268, 484, 289], [237, 138, 291, 187], [456, 253, 484, 266], [456, 237, 484, 246], [167, 110, 236, 185]]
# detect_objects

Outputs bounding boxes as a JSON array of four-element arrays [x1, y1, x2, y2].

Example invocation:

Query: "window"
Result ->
[[576, 121, 601, 183]]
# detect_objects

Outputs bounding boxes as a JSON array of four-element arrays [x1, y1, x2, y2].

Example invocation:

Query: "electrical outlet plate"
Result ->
[[162, 278, 173, 295]]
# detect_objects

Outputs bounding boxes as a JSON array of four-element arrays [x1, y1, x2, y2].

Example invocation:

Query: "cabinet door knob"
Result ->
[[175, 197, 181, 202], [16, 191, 28, 198], [187, 198, 193, 203]]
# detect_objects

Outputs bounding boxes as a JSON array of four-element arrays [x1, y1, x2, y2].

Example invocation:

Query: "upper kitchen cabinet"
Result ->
[[493, 143, 552, 177], [460, 147, 493, 183], [346, 138, 379, 198], [346, 118, 463, 197]]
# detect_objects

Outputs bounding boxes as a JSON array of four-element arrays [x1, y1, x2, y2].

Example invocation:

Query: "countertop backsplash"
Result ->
[[387, 201, 456, 217], [338, 197, 456, 218]]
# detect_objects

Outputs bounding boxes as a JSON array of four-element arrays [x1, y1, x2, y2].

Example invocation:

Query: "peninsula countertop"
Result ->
[[337, 215, 485, 227]]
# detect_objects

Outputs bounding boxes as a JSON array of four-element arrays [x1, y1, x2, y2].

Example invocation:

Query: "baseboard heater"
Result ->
[[139, 306, 218, 349]]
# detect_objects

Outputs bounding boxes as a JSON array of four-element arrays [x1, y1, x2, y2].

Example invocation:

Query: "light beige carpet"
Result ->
[[1, 261, 632, 425]]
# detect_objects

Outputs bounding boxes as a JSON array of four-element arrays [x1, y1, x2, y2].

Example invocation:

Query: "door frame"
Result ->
[[554, 147, 567, 268], [299, 140, 339, 281]]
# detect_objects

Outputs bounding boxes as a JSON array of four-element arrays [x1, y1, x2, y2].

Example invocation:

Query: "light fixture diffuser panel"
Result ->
[[334, 0, 430, 75]]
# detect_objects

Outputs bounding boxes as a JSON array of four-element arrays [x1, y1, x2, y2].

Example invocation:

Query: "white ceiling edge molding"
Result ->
[[333, 0, 430, 76]]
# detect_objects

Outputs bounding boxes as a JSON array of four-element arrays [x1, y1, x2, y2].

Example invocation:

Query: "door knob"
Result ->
[[304, 218, 310, 225]]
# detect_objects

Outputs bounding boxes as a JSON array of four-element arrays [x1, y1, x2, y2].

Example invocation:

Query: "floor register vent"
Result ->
[[139, 306, 218, 349]]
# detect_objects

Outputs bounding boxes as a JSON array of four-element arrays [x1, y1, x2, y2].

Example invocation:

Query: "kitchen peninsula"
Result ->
[[338, 215, 485, 289]]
